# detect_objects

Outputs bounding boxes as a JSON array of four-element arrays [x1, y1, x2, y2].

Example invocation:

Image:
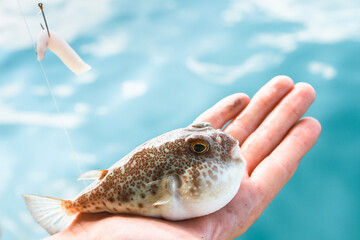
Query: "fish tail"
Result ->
[[22, 194, 78, 235]]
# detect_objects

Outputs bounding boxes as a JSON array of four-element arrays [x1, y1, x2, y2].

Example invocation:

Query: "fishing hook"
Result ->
[[38, 3, 50, 37]]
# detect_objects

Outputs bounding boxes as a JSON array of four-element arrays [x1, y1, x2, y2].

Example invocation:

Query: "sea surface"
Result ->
[[0, 0, 359, 239]]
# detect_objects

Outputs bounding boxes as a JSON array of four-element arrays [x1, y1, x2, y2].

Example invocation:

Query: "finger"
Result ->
[[225, 75, 294, 145], [251, 117, 321, 203], [242, 82, 316, 173], [194, 93, 250, 129]]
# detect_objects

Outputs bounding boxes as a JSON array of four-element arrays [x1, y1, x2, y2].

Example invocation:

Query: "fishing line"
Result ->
[[16, 0, 85, 185]]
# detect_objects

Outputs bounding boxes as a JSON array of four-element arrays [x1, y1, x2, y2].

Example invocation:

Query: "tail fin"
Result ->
[[22, 194, 77, 235]]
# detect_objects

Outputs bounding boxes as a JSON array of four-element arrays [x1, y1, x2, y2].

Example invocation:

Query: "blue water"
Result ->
[[0, 0, 359, 239]]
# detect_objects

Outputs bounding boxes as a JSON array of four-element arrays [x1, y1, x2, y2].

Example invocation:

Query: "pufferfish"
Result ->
[[23, 122, 246, 235]]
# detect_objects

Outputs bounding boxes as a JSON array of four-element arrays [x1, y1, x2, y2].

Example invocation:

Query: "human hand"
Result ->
[[48, 76, 321, 240]]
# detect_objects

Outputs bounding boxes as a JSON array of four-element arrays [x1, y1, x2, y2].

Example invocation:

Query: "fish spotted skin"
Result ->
[[70, 122, 245, 220], [23, 122, 246, 234]]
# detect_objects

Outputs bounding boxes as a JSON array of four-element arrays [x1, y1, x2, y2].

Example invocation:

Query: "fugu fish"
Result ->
[[23, 122, 246, 235]]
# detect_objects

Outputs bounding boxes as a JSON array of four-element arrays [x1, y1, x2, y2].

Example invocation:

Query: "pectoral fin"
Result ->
[[152, 194, 171, 206], [77, 170, 108, 181], [151, 174, 182, 206], [166, 174, 182, 195]]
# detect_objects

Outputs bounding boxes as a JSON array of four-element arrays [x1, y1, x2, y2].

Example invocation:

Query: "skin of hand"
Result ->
[[48, 76, 321, 240]]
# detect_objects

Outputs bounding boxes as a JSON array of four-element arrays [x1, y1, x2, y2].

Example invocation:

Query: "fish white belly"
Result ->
[[160, 160, 246, 220]]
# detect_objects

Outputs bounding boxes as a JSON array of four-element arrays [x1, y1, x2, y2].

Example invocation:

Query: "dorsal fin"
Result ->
[[77, 170, 108, 181]]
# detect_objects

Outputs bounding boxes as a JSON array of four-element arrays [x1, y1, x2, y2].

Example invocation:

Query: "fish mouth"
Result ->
[[230, 142, 246, 164]]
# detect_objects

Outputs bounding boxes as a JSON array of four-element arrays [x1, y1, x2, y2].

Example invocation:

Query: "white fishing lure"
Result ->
[[36, 29, 91, 75]]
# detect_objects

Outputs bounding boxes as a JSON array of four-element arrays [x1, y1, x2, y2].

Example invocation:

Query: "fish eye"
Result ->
[[190, 140, 209, 154]]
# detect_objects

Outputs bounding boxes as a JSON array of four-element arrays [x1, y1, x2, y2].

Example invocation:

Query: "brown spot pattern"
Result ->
[[71, 123, 239, 216]]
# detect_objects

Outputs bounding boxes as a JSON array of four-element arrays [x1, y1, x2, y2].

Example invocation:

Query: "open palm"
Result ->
[[49, 76, 321, 240]]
